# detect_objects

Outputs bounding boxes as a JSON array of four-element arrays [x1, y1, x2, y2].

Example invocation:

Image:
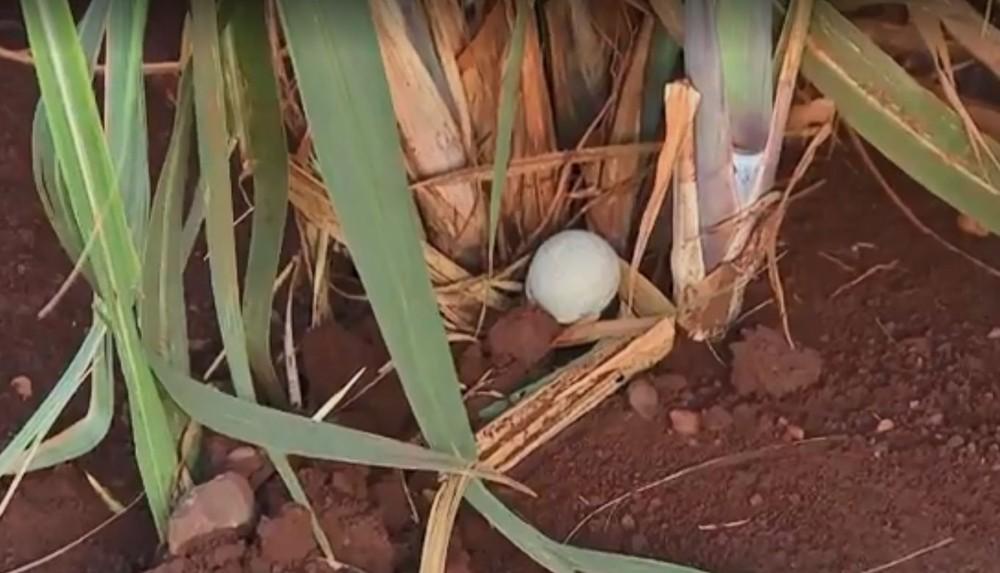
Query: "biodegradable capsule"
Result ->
[[525, 229, 620, 324]]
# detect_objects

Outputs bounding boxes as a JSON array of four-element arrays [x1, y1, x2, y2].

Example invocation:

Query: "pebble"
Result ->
[[168, 472, 256, 555], [784, 424, 806, 441], [945, 435, 966, 450], [927, 413, 945, 427], [669, 409, 701, 436], [9, 375, 32, 401], [627, 378, 660, 421], [749, 493, 764, 507], [957, 212, 990, 237], [620, 514, 636, 531], [876, 419, 895, 433], [989, 327, 1000, 340]]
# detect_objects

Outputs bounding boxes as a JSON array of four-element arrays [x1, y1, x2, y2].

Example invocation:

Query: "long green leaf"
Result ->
[[226, 0, 290, 401], [21, 333, 115, 472], [30, 0, 110, 279], [0, 324, 106, 476], [141, 66, 195, 375], [105, 0, 152, 244], [803, 0, 1000, 229], [276, 0, 477, 458], [190, 0, 262, 403], [6, 0, 113, 479], [488, 0, 532, 265], [22, 0, 178, 536], [148, 354, 486, 474]]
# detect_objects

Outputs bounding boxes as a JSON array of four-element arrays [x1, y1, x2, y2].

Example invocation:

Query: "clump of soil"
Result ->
[[730, 325, 824, 398], [147, 463, 401, 573], [459, 304, 562, 416]]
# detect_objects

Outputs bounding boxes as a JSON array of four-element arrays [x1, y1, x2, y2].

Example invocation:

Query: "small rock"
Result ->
[[957, 212, 990, 237], [627, 379, 660, 421], [749, 493, 764, 507], [989, 327, 1000, 340], [168, 472, 256, 555], [669, 409, 701, 436], [876, 419, 895, 433], [703, 405, 734, 432], [225, 446, 267, 483], [784, 424, 806, 441], [927, 413, 945, 427], [620, 514, 636, 531], [9, 375, 32, 401], [946, 435, 966, 450]]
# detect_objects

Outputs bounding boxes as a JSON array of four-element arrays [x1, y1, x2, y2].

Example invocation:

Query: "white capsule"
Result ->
[[525, 229, 621, 324]]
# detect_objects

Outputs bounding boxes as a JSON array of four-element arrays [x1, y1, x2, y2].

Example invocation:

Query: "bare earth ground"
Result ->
[[6, 12, 1000, 573]]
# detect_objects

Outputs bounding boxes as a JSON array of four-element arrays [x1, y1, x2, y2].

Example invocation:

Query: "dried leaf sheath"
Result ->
[[372, 0, 486, 268], [586, 16, 655, 253]]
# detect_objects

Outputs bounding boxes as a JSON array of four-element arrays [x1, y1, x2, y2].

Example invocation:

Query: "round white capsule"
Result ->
[[525, 229, 621, 324]]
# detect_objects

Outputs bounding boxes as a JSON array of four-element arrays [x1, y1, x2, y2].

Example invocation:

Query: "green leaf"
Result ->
[[148, 354, 489, 474], [276, 0, 477, 458], [23, 333, 115, 471], [105, 0, 152, 244], [30, 0, 110, 277], [190, 0, 263, 403], [802, 0, 1000, 230], [0, 324, 106, 476], [142, 65, 195, 375], [488, 0, 532, 265], [22, 0, 178, 536], [226, 0, 290, 401]]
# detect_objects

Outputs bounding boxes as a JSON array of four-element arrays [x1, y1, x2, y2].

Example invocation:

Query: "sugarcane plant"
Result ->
[[669, 0, 811, 341]]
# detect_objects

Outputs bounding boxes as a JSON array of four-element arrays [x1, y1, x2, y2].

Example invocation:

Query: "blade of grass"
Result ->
[[0, 324, 106, 476], [22, 0, 178, 535], [276, 0, 477, 457], [141, 65, 194, 375], [105, 0, 151, 244], [190, 0, 265, 403], [148, 354, 511, 477], [801, 0, 1000, 229], [6, 0, 113, 481], [31, 0, 110, 279], [488, 0, 532, 269], [225, 0, 289, 401], [22, 334, 114, 471]]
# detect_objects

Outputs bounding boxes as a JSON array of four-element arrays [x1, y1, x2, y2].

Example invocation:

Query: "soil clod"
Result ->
[[626, 377, 660, 421], [669, 409, 701, 436], [730, 325, 823, 398]]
